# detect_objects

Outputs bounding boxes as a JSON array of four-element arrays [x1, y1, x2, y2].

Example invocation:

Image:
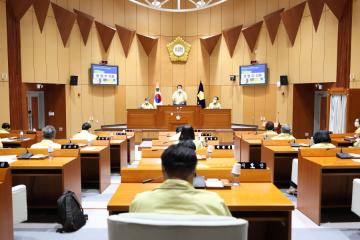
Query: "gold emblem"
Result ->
[[167, 37, 191, 62]]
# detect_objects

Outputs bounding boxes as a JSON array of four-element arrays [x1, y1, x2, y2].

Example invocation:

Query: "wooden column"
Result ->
[[6, 2, 27, 129], [336, 0, 352, 88]]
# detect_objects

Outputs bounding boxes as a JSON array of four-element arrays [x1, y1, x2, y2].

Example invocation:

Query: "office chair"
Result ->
[[108, 213, 248, 240], [352, 179, 360, 217]]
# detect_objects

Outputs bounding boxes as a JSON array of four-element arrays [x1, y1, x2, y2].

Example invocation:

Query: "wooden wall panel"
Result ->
[[20, 9, 35, 83], [351, 0, 360, 88], [14, 0, 340, 137], [0, 82, 10, 123]]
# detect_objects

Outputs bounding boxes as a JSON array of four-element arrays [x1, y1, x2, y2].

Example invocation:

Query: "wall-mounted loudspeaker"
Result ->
[[280, 75, 288, 86], [70, 75, 78, 86], [229, 75, 237, 81]]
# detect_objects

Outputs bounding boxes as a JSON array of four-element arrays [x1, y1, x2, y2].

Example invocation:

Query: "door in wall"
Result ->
[[27, 91, 45, 130], [313, 91, 328, 133]]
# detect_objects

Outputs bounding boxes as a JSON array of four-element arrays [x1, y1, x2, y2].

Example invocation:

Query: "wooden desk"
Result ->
[[127, 135, 135, 164], [127, 106, 231, 130], [80, 146, 110, 192], [331, 137, 355, 147], [10, 157, 81, 210], [108, 183, 294, 240], [1, 137, 36, 148], [0, 168, 13, 240], [110, 140, 128, 172], [240, 139, 262, 163], [122, 157, 271, 183], [261, 146, 299, 187], [298, 155, 360, 225]]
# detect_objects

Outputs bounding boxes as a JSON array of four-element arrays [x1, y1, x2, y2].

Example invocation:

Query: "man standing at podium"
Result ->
[[172, 85, 188, 106]]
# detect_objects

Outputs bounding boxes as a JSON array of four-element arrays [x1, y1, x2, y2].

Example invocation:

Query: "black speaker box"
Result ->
[[280, 75, 288, 86], [70, 75, 78, 86]]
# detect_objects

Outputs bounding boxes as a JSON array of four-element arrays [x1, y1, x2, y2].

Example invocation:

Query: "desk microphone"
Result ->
[[142, 176, 163, 183]]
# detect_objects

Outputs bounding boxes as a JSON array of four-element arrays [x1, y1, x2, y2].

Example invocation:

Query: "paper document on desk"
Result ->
[[0, 155, 18, 164], [205, 178, 224, 188], [0, 138, 15, 142], [349, 153, 360, 159], [82, 146, 98, 151]]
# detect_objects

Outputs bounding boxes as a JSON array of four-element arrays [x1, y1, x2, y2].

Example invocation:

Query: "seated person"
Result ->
[[30, 125, 61, 149], [208, 96, 222, 109], [354, 118, 360, 137], [260, 121, 278, 136], [271, 125, 295, 140], [288, 130, 336, 195], [179, 125, 203, 149], [172, 85, 187, 106], [72, 122, 97, 141], [140, 97, 154, 109], [354, 139, 360, 148], [130, 143, 231, 216], [311, 130, 336, 149], [0, 122, 10, 133]]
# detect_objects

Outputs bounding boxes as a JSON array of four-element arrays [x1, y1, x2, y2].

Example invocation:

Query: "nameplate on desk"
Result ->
[[240, 162, 267, 169], [116, 132, 127, 136], [201, 133, 212, 137], [205, 137, 218, 141], [97, 136, 111, 140], [61, 143, 80, 149], [215, 145, 233, 150], [0, 162, 9, 168]]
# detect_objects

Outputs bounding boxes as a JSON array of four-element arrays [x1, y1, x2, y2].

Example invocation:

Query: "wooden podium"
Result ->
[[127, 106, 231, 130]]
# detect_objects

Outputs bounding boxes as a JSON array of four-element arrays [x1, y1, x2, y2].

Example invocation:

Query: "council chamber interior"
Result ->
[[0, 0, 360, 240]]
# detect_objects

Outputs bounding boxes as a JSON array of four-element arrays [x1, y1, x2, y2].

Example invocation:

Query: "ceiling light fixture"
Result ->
[[129, 0, 227, 12]]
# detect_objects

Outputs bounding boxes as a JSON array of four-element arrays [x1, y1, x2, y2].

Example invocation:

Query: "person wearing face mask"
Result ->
[[354, 118, 360, 137], [208, 96, 222, 109], [140, 97, 154, 109], [172, 85, 188, 106]]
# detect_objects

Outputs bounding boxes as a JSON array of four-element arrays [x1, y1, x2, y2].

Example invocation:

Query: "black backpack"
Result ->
[[57, 191, 88, 233]]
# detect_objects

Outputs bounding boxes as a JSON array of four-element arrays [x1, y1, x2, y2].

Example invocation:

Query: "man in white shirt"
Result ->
[[72, 122, 97, 141], [172, 85, 188, 106], [208, 96, 222, 109], [31, 125, 61, 149], [140, 97, 154, 109]]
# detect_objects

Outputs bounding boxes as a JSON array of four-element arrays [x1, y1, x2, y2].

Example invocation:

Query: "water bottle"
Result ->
[[207, 145, 214, 160], [310, 137, 314, 146], [48, 145, 54, 159], [19, 131, 24, 140], [231, 163, 241, 186]]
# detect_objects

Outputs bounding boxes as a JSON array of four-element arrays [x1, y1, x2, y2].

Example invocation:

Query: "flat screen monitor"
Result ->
[[91, 64, 119, 86], [240, 64, 268, 85]]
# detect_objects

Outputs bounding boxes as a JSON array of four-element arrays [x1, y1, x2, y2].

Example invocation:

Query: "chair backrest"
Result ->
[[108, 213, 248, 240]]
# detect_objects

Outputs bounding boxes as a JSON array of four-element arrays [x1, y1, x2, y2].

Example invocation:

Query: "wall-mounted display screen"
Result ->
[[91, 64, 119, 86], [240, 64, 268, 85]]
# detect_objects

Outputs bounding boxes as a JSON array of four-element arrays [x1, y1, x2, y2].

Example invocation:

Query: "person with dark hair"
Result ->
[[208, 96, 222, 109], [30, 125, 61, 149], [140, 97, 154, 109], [172, 84, 188, 105], [311, 130, 336, 149], [168, 125, 185, 142], [72, 122, 97, 141], [130, 143, 231, 216], [179, 125, 203, 149], [261, 121, 277, 136], [271, 124, 295, 140], [177, 140, 196, 150], [0, 122, 10, 133]]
